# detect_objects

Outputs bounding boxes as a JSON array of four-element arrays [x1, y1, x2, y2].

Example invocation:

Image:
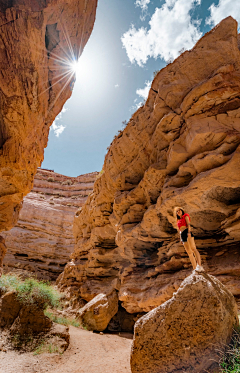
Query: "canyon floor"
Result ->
[[0, 327, 132, 373]]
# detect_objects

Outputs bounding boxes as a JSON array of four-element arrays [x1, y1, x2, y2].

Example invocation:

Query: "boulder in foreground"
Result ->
[[131, 271, 239, 373], [76, 290, 118, 331]]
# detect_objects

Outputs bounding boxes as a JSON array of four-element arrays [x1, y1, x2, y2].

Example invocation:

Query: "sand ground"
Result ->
[[0, 327, 133, 373]]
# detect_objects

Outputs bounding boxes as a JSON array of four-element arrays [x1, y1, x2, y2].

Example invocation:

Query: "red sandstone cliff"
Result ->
[[59, 17, 240, 313], [0, 0, 97, 236], [2, 169, 97, 280]]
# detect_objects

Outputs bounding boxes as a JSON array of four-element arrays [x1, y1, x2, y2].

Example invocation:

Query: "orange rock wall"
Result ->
[[2, 169, 97, 280], [59, 17, 240, 313], [0, 0, 97, 234]]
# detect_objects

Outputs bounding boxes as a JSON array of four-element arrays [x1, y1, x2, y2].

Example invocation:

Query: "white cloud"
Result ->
[[121, 0, 202, 66], [130, 81, 152, 112], [51, 121, 66, 137], [50, 106, 68, 137], [115, 84, 119, 88], [135, 0, 151, 20], [136, 80, 151, 99], [135, 0, 151, 11], [206, 0, 240, 27]]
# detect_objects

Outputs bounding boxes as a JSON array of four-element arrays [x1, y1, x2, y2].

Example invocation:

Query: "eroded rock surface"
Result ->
[[2, 169, 97, 280], [131, 271, 238, 373], [0, 0, 97, 234], [59, 17, 240, 314], [76, 290, 118, 331], [0, 290, 52, 335]]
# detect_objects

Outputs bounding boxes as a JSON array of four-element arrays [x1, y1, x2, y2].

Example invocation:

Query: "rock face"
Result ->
[[131, 271, 239, 373], [0, 290, 52, 335], [76, 290, 118, 331], [0, 236, 6, 273], [0, 1, 97, 239], [59, 17, 240, 314], [2, 168, 97, 280]]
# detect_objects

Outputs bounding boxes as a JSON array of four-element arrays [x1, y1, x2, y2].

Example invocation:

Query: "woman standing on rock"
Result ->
[[174, 207, 204, 271]]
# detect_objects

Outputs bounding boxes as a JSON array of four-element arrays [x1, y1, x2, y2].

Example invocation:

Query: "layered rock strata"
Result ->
[[131, 271, 238, 373], [2, 169, 97, 280], [0, 1, 97, 234], [59, 17, 240, 314]]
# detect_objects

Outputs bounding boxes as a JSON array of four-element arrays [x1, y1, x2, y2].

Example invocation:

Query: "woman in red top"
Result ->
[[174, 207, 203, 271]]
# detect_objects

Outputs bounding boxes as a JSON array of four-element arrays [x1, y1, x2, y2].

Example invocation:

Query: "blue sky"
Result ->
[[42, 0, 240, 176]]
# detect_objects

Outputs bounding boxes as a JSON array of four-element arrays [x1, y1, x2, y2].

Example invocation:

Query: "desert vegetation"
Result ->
[[0, 274, 60, 310], [220, 327, 240, 373]]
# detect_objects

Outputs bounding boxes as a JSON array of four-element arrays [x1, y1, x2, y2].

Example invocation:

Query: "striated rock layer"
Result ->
[[0, 1, 97, 234], [59, 17, 240, 314], [2, 168, 97, 280]]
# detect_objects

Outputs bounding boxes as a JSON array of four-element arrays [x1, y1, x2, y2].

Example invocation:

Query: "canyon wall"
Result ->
[[0, 0, 97, 236], [2, 168, 97, 280], [59, 17, 240, 313]]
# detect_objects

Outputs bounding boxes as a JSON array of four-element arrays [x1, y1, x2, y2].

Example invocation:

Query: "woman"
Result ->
[[174, 207, 204, 271]]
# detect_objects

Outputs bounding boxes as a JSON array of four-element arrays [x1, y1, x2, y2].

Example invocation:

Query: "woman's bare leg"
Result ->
[[183, 241, 197, 269], [188, 236, 201, 266]]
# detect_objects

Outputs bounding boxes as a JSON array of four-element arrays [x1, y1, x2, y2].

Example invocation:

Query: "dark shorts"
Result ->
[[181, 229, 193, 243]]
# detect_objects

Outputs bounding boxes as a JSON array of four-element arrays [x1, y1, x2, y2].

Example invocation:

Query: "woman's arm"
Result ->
[[185, 216, 191, 236], [177, 226, 183, 245]]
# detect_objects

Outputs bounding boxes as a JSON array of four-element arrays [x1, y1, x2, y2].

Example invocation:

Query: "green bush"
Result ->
[[220, 328, 240, 372], [0, 274, 61, 310], [44, 310, 80, 328], [0, 274, 20, 293]]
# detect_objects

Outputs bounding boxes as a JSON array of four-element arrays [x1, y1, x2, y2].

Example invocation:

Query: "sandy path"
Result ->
[[0, 327, 132, 373]]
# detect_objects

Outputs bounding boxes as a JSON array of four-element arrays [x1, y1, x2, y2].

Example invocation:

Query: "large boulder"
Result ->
[[0, 291, 21, 327], [131, 271, 239, 373], [10, 304, 52, 336], [76, 291, 118, 331], [0, 290, 52, 335]]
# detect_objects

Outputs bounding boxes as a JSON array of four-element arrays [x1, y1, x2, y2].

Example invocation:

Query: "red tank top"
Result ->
[[177, 213, 190, 229]]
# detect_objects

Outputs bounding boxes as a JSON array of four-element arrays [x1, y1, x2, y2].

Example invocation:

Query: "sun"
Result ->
[[70, 60, 78, 74]]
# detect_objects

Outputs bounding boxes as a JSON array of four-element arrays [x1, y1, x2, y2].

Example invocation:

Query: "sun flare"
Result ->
[[70, 60, 78, 74]]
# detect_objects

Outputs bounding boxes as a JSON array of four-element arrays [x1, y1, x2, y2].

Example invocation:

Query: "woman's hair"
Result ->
[[174, 207, 185, 220]]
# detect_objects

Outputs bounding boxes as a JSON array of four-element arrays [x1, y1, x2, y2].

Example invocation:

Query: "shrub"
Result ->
[[0, 274, 61, 310], [153, 69, 160, 78], [0, 274, 20, 294], [44, 310, 80, 328], [61, 180, 72, 186], [96, 169, 104, 179], [34, 342, 60, 355], [219, 328, 240, 372], [47, 177, 55, 182]]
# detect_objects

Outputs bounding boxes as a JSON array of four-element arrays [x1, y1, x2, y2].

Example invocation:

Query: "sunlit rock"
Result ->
[[0, 0, 97, 235], [76, 291, 118, 331], [60, 17, 240, 313]]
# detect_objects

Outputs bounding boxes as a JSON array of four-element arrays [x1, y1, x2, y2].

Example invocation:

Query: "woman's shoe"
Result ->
[[195, 264, 205, 272]]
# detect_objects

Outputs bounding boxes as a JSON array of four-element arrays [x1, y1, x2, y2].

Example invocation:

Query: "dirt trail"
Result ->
[[0, 327, 132, 373]]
